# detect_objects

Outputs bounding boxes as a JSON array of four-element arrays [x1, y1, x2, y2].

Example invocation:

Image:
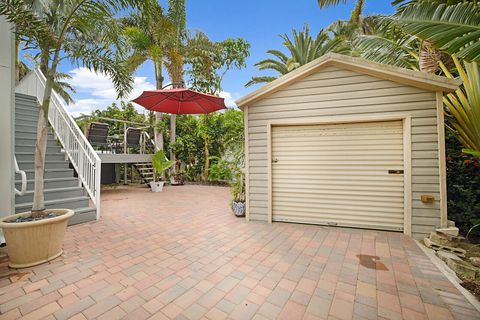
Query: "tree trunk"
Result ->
[[31, 76, 54, 215], [154, 113, 164, 151], [204, 136, 209, 182], [170, 114, 176, 162], [154, 62, 164, 152]]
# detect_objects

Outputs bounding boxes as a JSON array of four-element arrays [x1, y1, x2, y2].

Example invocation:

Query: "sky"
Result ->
[[61, 0, 395, 116]]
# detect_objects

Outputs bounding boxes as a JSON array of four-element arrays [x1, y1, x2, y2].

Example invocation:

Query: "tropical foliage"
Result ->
[[246, 25, 347, 87], [393, 1, 480, 63], [446, 131, 480, 234], [440, 57, 480, 156], [151, 150, 175, 181]]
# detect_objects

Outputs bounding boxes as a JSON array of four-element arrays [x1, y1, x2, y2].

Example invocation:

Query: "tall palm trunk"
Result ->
[[203, 114, 209, 181], [32, 70, 55, 215], [154, 62, 164, 151]]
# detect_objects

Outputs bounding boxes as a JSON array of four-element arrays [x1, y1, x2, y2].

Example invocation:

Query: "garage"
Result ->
[[271, 120, 405, 231], [236, 53, 460, 239]]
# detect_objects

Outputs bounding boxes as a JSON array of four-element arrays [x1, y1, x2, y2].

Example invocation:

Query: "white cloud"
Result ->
[[67, 67, 155, 116], [219, 91, 240, 109]]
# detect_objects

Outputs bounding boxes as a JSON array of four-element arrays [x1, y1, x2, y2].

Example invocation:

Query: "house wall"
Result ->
[[245, 65, 442, 239], [0, 16, 15, 236]]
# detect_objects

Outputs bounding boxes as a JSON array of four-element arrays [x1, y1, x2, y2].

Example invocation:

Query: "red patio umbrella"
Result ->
[[131, 88, 226, 114]]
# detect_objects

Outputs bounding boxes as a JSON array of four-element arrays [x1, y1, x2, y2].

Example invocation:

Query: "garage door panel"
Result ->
[[274, 211, 403, 227], [272, 120, 404, 231], [273, 191, 404, 204]]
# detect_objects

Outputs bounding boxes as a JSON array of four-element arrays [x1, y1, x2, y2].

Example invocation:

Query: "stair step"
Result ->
[[15, 138, 58, 147], [15, 196, 90, 213], [15, 123, 43, 132], [15, 152, 65, 162], [24, 168, 75, 180], [16, 144, 61, 153], [17, 160, 70, 170], [15, 130, 54, 139], [15, 108, 40, 117], [16, 135, 58, 142], [15, 177, 78, 190], [15, 114, 41, 122], [69, 207, 97, 225], [15, 187, 85, 204]]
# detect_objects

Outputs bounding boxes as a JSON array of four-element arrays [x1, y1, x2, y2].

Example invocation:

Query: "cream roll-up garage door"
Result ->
[[271, 120, 405, 231]]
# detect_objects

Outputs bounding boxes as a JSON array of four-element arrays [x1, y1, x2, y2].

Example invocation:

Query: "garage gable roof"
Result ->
[[235, 53, 461, 108]]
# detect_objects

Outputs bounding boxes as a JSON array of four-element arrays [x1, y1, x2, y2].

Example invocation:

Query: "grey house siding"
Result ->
[[245, 66, 441, 239]]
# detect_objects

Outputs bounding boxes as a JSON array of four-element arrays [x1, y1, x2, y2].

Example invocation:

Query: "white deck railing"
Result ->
[[16, 69, 101, 218]]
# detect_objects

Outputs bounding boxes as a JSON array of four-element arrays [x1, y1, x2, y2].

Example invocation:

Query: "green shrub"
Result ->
[[208, 156, 233, 182], [446, 132, 480, 236]]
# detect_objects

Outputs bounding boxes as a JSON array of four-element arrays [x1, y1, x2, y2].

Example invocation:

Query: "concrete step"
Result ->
[[15, 118, 41, 127], [69, 207, 97, 225], [24, 168, 75, 180], [15, 113, 40, 122], [15, 186, 85, 204], [16, 144, 61, 153], [15, 130, 55, 139], [15, 196, 90, 213], [17, 160, 70, 170], [15, 107, 40, 117], [15, 137, 58, 146], [15, 152, 65, 162], [15, 123, 42, 132], [15, 177, 79, 190]]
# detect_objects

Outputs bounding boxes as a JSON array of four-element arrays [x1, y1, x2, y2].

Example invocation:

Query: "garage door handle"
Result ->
[[272, 158, 278, 163], [388, 170, 404, 174]]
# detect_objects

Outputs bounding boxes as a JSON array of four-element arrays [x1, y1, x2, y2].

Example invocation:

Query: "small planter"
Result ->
[[0, 209, 74, 268], [232, 201, 246, 217], [149, 181, 165, 192], [170, 176, 184, 186]]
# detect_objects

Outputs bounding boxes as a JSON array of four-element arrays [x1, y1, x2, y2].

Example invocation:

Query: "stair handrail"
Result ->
[[14, 156, 27, 196], [15, 68, 101, 218], [140, 131, 156, 154]]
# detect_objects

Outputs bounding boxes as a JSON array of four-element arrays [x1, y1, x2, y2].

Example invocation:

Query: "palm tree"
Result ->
[[164, 0, 187, 163], [0, 0, 143, 214], [246, 25, 347, 87], [122, 2, 176, 151], [393, 1, 480, 63]]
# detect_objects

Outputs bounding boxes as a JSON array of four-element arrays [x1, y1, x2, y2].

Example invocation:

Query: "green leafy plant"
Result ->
[[245, 25, 348, 87], [231, 172, 245, 203], [151, 150, 175, 181], [208, 156, 233, 182], [446, 132, 480, 236], [440, 56, 480, 157], [394, 2, 480, 63]]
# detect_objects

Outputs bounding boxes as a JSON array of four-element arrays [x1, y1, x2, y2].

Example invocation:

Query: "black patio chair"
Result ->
[[125, 127, 142, 153], [87, 122, 110, 152]]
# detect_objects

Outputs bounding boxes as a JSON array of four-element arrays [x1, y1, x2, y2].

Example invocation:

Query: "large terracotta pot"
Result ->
[[0, 209, 74, 268]]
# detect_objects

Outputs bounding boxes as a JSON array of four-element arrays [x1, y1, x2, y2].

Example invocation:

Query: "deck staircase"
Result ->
[[134, 163, 155, 184], [14, 93, 97, 225]]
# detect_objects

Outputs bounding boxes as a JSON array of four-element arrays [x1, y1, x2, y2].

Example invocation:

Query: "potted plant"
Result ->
[[150, 150, 175, 192], [170, 169, 186, 186], [231, 172, 246, 217], [0, 0, 139, 268]]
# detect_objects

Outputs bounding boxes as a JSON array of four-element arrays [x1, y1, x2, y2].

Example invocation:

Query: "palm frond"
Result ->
[[396, 2, 480, 62], [317, 0, 347, 9], [245, 76, 277, 88], [441, 56, 480, 154]]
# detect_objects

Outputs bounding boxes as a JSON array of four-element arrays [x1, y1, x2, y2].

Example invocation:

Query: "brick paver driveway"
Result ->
[[0, 185, 478, 320]]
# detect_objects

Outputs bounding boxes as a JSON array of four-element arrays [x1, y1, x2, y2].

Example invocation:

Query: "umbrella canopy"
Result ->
[[132, 88, 226, 114]]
